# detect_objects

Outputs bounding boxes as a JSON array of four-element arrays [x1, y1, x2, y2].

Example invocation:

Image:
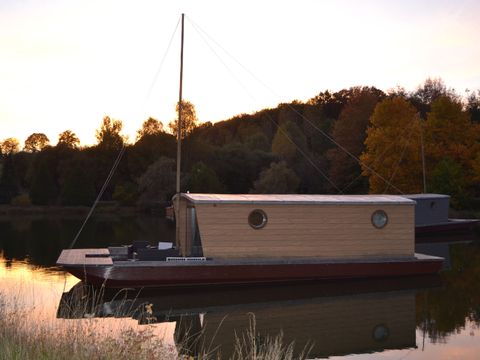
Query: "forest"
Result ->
[[1, 78, 480, 210]]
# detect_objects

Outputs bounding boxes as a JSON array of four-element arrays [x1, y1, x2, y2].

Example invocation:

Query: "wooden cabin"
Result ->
[[174, 194, 415, 259]]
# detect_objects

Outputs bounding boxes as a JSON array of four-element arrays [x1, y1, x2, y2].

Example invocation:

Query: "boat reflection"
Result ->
[[58, 276, 440, 358]]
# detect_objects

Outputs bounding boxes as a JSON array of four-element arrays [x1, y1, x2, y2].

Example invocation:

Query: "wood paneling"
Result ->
[[194, 203, 414, 259]]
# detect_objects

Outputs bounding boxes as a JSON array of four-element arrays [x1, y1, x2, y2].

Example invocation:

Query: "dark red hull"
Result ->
[[415, 219, 479, 239], [63, 254, 443, 288]]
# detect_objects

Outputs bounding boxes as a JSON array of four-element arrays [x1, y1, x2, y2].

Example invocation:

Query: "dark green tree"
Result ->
[[251, 161, 300, 194], [60, 155, 96, 206], [212, 143, 276, 193], [429, 159, 468, 209], [0, 154, 18, 204], [271, 120, 307, 162], [29, 152, 58, 205], [137, 157, 176, 204], [187, 162, 225, 193]]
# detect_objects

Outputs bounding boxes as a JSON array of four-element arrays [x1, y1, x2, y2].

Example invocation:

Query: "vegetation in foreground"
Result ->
[[0, 290, 308, 360]]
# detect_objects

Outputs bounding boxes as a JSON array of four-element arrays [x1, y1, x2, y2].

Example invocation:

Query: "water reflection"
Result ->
[[58, 277, 440, 358], [2, 215, 480, 359], [0, 214, 174, 266]]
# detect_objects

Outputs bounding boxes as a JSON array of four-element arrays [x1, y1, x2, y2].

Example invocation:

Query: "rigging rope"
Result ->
[[69, 16, 181, 248], [144, 18, 181, 103], [189, 17, 341, 192], [68, 145, 126, 249], [189, 17, 404, 194]]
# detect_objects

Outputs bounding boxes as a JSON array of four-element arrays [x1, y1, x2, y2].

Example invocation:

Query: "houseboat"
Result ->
[[56, 193, 443, 288], [404, 194, 479, 237]]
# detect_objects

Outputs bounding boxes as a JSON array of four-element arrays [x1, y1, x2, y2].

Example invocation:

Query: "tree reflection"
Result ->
[[417, 241, 480, 342], [0, 215, 175, 266]]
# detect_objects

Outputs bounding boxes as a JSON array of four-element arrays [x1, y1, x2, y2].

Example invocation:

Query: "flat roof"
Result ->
[[179, 193, 415, 205], [403, 194, 450, 200]]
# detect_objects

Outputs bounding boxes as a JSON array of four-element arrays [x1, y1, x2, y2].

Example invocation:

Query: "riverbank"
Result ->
[[0, 203, 136, 216]]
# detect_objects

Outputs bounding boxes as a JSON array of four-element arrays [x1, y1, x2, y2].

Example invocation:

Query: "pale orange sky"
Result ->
[[1, 0, 479, 146]]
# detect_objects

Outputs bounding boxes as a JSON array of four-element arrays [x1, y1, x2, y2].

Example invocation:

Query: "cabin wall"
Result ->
[[194, 203, 414, 259], [412, 197, 449, 225]]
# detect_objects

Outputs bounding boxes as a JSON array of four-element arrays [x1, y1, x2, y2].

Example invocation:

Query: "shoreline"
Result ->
[[0, 204, 140, 217]]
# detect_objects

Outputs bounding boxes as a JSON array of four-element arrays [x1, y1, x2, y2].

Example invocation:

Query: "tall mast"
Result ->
[[175, 13, 184, 249], [420, 117, 427, 193]]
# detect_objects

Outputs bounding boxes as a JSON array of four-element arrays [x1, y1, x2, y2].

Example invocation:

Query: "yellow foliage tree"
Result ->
[[169, 100, 198, 139], [360, 97, 423, 194]]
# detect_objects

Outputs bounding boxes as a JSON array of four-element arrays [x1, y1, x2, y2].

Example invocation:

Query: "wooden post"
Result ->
[[175, 13, 185, 250]]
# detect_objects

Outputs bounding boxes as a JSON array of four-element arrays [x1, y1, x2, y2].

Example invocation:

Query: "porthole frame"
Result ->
[[371, 209, 388, 229], [248, 209, 268, 230]]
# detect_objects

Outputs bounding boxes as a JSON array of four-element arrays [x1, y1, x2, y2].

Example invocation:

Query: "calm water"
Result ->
[[1, 214, 480, 359]]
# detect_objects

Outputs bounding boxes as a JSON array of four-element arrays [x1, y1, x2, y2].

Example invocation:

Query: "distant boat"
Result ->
[[404, 194, 479, 239]]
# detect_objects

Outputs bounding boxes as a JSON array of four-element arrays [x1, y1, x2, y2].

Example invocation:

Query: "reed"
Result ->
[[0, 286, 309, 360]]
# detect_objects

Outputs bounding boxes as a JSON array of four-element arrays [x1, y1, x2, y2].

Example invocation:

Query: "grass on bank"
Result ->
[[0, 288, 310, 360]]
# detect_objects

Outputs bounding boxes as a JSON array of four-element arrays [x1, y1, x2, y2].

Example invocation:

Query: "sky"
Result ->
[[1, 0, 479, 146]]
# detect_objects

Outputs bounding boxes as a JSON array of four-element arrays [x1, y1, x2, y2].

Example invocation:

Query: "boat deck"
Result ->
[[57, 248, 442, 267], [57, 248, 113, 266]]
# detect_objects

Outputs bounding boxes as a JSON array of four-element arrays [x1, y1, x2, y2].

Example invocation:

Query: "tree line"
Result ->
[[1, 78, 479, 209]]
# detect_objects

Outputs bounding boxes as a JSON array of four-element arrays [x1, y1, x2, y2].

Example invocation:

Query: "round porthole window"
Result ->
[[371, 210, 388, 229], [372, 324, 390, 342], [248, 209, 268, 229]]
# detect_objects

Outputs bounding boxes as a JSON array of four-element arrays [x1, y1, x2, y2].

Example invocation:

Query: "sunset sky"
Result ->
[[1, 0, 479, 146]]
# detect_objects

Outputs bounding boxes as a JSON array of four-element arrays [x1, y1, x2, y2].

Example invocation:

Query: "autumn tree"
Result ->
[[424, 96, 479, 197], [136, 117, 164, 141], [95, 116, 125, 150], [169, 100, 198, 139], [411, 78, 457, 118], [24, 133, 50, 152], [466, 89, 480, 123], [360, 97, 423, 193], [57, 130, 80, 149], [0, 138, 20, 155], [251, 161, 300, 194], [327, 89, 382, 193]]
